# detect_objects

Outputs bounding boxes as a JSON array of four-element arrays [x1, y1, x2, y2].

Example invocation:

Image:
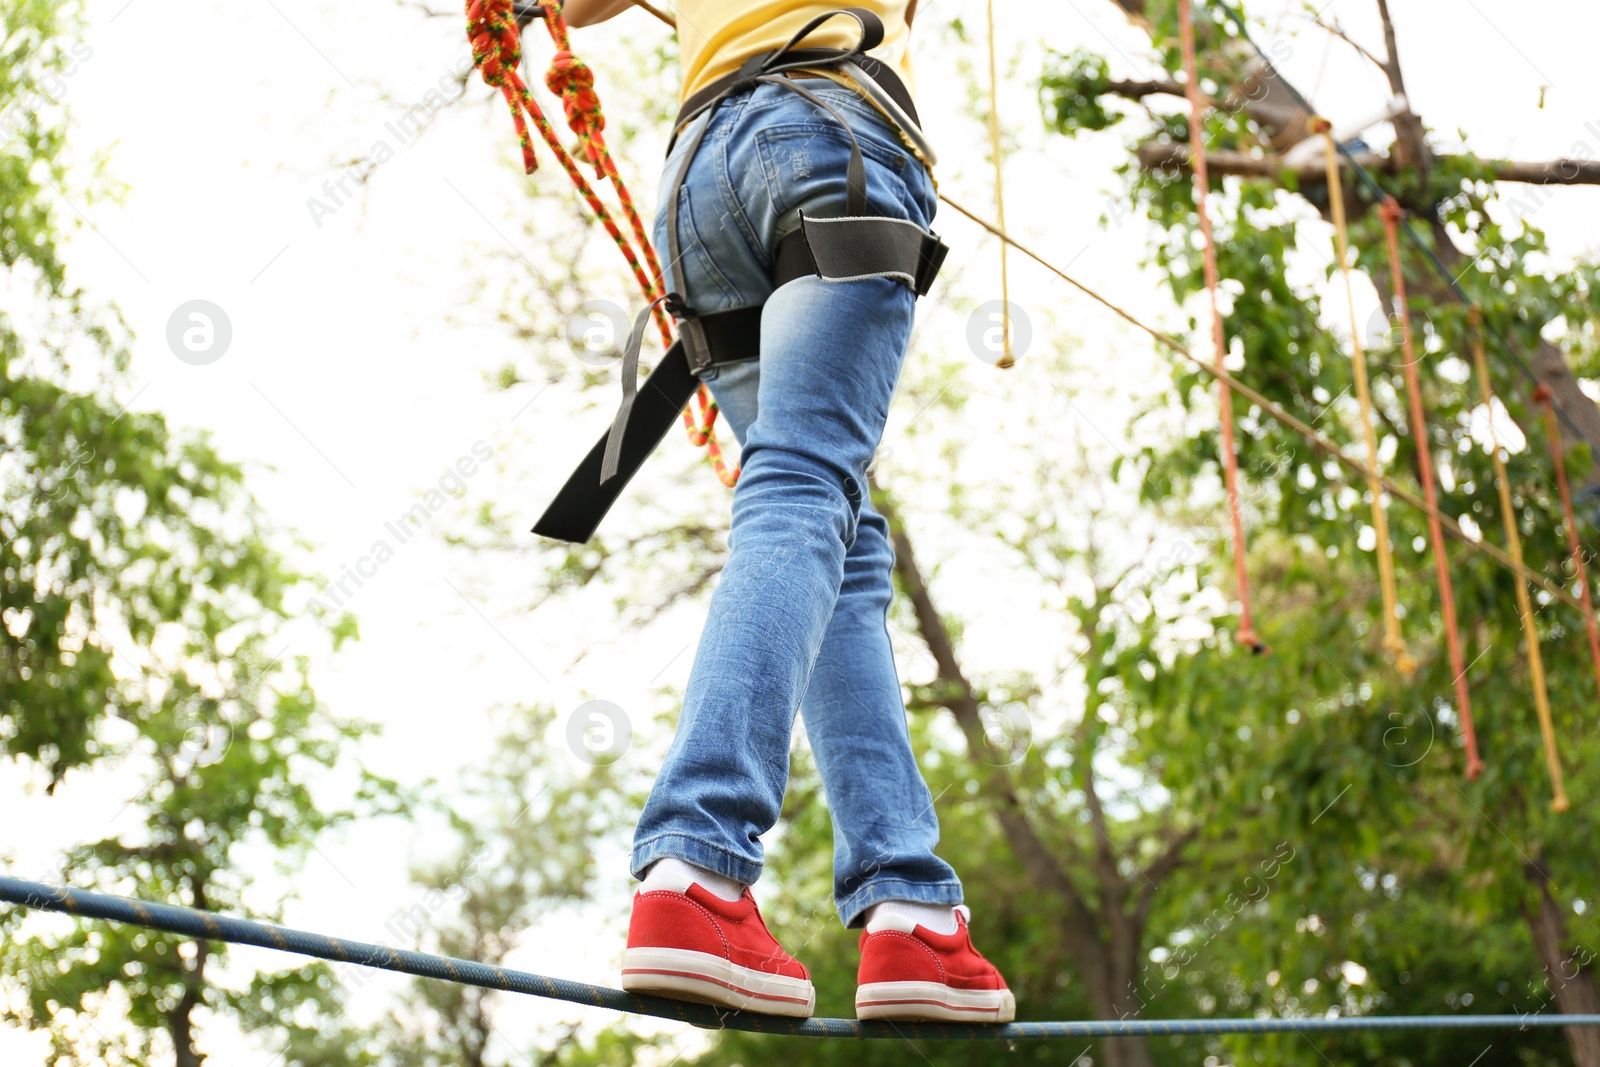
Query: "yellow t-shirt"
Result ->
[[675, 1, 915, 103]]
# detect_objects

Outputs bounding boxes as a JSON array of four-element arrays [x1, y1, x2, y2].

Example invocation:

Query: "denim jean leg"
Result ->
[[633, 271, 916, 885], [800, 492, 963, 927]]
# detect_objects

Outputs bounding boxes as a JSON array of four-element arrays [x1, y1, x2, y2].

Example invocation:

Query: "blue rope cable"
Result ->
[[3, 877, 1598, 1040]]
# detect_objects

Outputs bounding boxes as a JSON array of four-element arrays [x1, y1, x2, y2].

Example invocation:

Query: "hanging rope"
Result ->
[[983, 0, 1014, 369], [936, 194, 1588, 618], [1316, 119, 1413, 675], [1533, 384, 1600, 701], [1377, 198, 1482, 778], [5, 878, 1600, 1039], [466, 0, 739, 487], [1176, 0, 1262, 654], [1210, 2, 1592, 455], [1468, 308, 1569, 813]]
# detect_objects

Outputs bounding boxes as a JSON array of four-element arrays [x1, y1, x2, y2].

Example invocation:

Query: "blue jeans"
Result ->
[[630, 79, 962, 928]]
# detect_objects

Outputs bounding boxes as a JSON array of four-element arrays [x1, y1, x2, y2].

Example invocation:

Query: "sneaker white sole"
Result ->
[[856, 980, 1016, 1023], [621, 946, 816, 1018]]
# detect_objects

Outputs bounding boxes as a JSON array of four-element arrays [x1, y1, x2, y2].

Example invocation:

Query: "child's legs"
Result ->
[[694, 368, 962, 928], [630, 272, 913, 885]]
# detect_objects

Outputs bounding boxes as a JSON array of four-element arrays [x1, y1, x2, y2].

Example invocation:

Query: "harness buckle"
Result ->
[[913, 232, 950, 297]]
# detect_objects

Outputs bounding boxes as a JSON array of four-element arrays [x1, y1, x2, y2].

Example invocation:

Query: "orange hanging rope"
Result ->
[[1468, 308, 1568, 812], [1177, 0, 1262, 654], [1377, 199, 1482, 778], [1533, 383, 1600, 702], [466, 0, 739, 487]]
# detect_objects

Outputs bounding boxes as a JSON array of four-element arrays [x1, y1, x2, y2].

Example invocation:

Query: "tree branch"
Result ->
[[1309, 15, 1388, 74], [1107, 76, 1185, 100], [1133, 825, 1200, 930], [1135, 141, 1600, 188]]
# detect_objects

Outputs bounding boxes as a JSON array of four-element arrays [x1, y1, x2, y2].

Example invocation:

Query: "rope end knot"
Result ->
[[547, 50, 608, 171]]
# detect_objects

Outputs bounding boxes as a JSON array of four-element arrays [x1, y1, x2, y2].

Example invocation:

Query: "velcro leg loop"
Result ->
[[796, 214, 949, 295]]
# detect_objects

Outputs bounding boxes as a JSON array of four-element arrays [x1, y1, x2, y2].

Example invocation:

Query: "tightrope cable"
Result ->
[[4, 878, 1598, 1040]]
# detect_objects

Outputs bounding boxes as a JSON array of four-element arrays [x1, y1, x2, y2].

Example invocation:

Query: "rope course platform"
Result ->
[[4, 878, 1598, 1041]]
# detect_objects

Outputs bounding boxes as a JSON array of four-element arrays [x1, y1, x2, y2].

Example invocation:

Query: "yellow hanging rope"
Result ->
[[1316, 119, 1414, 676], [983, 0, 1014, 369], [1468, 307, 1570, 813]]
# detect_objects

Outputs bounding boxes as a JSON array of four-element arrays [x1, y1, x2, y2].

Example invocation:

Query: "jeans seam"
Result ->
[[716, 102, 771, 275], [632, 831, 762, 881], [837, 876, 964, 928]]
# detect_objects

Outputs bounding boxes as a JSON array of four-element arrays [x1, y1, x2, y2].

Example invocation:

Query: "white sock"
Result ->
[[638, 857, 745, 902], [864, 900, 967, 936]]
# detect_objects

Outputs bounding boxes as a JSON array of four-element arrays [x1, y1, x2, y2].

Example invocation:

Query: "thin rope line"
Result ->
[[1469, 309, 1569, 813], [983, 0, 1014, 369], [4, 878, 1600, 1039], [1178, 0, 1261, 654], [1379, 196, 1482, 778], [935, 193, 1586, 617]]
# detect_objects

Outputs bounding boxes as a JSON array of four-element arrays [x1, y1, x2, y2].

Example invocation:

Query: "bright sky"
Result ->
[[6, 0, 1600, 1061]]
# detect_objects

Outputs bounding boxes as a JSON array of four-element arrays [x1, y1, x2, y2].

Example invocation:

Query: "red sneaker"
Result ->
[[855, 907, 1015, 1022], [622, 884, 816, 1017]]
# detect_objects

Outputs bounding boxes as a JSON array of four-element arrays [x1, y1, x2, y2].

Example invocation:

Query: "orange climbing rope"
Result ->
[[1533, 384, 1600, 703], [1468, 308, 1568, 812], [1377, 198, 1482, 779], [466, 0, 739, 486], [1317, 119, 1413, 675], [1176, 0, 1261, 653]]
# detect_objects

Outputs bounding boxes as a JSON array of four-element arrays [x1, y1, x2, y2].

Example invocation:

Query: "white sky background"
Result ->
[[5, 0, 1600, 1061]]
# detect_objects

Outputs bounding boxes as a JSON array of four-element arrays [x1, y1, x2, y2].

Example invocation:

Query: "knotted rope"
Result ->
[[1177, 0, 1263, 654], [1316, 118, 1413, 676], [1468, 308, 1568, 813], [1377, 198, 1481, 779], [466, 0, 739, 486]]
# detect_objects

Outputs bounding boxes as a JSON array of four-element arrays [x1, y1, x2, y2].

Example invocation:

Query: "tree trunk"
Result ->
[[1524, 858, 1600, 1067], [168, 876, 209, 1067], [880, 488, 1160, 1067]]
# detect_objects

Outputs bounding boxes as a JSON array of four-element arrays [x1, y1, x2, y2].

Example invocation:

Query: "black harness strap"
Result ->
[[532, 7, 949, 544]]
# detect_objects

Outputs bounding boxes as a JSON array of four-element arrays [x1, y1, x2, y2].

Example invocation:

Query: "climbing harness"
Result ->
[[6, 877, 1600, 1039], [1534, 383, 1600, 702], [1468, 308, 1569, 812], [1316, 117, 1413, 676], [533, 7, 949, 543], [1377, 197, 1482, 779], [1176, 0, 1262, 654]]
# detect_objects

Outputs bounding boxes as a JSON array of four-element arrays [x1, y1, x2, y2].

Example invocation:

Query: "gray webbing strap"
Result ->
[[600, 298, 667, 482]]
